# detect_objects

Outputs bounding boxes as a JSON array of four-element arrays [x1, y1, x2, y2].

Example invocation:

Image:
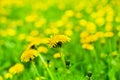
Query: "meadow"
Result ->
[[0, 0, 120, 80]]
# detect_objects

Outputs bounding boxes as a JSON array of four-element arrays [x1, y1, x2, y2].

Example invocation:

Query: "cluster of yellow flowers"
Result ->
[[20, 34, 70, 62], [80, 30, 115, 50]]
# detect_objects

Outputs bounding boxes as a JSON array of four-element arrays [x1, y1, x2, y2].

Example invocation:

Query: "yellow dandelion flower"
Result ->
[[104, 31, 114, 38], [52, 28, 59, 34], [44, 28, 52, 35], [75, 12, 82, 19], [55, 20, 64, 27], [115, 16, 120, 23], [20, 49, 38, 62], [26, 38, 41, 49], [95, 31, 104, 38], [79, 19, 87, 26], [9, 63, 24, 74], [64, 29, 73, 36], [4, 73, 12, 79], [82, 43, 94, 50], [30, 30, 39, 36], [53, 53, 61, 58], [49, 35, 71, 48], [65, 10, 74, 17], [95, 17, 105, 26], [7, 28, 16, 36], [18, 33, 26, 41], [0, 75, 3, 80], [37, 46, 48, 53], [86, 35, 98, 43], [80, 31, 89, 38], [0, 30, 7, 37], [86, 22, 96, 33], [105, 23, 113, 31], [40, 38, 49, 44], [34, 18, 46, 28], [25, 14, 38, 23]]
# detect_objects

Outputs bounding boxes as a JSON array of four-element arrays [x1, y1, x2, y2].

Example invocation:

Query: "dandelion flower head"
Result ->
[[20, 49, 38, 62], [49, 35, 71, 48], [9, 63, 24, 74]]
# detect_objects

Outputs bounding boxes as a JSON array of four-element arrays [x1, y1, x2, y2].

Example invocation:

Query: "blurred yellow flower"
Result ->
[[79, 19, 87, 26], [104, 31, 114, 38], [64, 29, 73, 36], [20, 49, 38, 62], [75, 12, 82, 19], [34, 18, 46, 28], [18, 33, 26, 40], [106, 15, 114, 22], [4, 73, 12, 79], [86, 22, 96, 33], [95, 31, 104, 38], [95, 17, 105, 26], [65, 10, 74, 17], [105, 23, 113, 31], [115, 16, 120, 22], [44, 28, 52, 35], [40, 38, 49, 44], [86, 35, 98, 42], [49, 35, 71, 48], [80, 31, 89, 38], [52, 28, 59, 34], [0, 17, 8, 23], [7, 28, 16, 36], [9, 63, 24, 74], [30, 30, 39, 36], [53, 52, 61, 58], [0, 75, 3, 80], [37, 46, 48, 53], [25, 14, 38, 23], [82, 43, 94, 50], [0, 30, 7, 37], [55, 20, 64, 27]]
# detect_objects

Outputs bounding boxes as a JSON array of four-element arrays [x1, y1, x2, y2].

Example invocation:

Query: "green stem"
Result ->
[[38, 54, 55, 80], [108, 39, 112, 53], [59, 48, 66, 68], [31, 61, 41, 79]]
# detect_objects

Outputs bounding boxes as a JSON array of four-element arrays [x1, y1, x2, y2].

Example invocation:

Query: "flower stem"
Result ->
[[59, 48, 66, 68], [31, 61, 40, 79], [38, 54, 55, 80]]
